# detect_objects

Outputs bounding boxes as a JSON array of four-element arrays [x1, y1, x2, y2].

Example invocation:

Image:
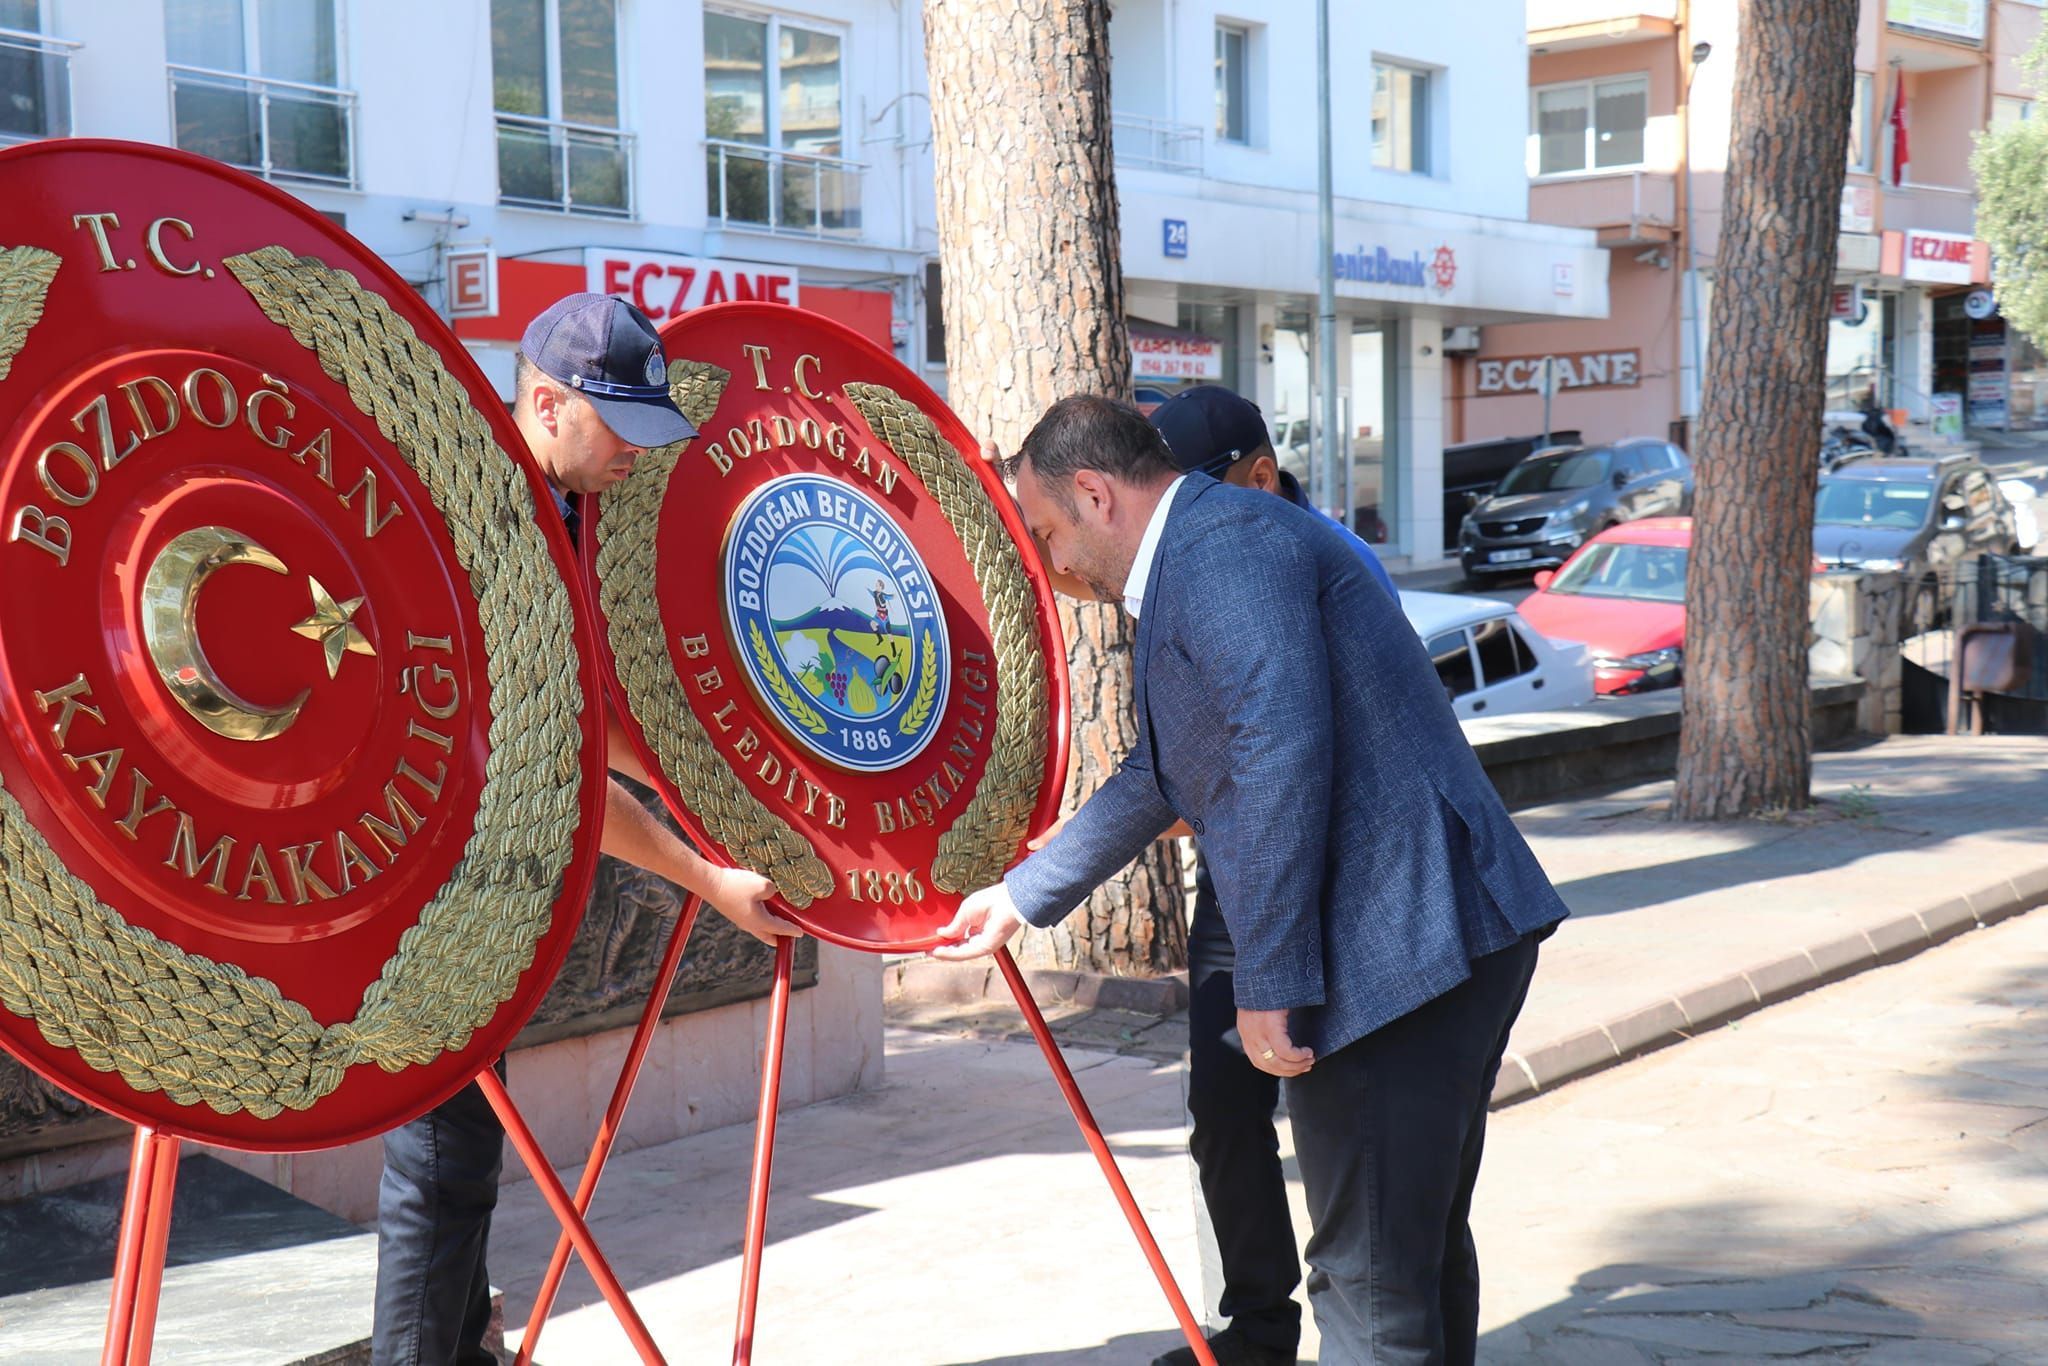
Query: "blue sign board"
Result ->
[[1162, 219, 1189, 259]]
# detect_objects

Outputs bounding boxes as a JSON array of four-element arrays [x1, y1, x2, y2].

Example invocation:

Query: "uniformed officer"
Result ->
[[372, 295, 801, 1366]]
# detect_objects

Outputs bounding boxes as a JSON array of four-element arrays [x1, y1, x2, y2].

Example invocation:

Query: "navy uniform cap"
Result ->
[[521, 293, 697, 449], [1149, 385, 1272, 477]]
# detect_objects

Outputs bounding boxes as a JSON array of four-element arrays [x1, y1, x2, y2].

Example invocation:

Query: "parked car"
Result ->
[[1400, 591, 1595, 719], [1517, 519, 1693, 695], [1814, 455, 2020, 634], [1458, 438, 1692, 579], [1440, 429, 1582, 555]]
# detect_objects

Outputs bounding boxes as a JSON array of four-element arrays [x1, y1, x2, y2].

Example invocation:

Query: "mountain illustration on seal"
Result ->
[[767, 527, 918, 722]]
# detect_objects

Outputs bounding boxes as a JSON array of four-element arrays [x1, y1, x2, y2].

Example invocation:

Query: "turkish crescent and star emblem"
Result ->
[[0, 142, 1067, 1146], [587, 303, 1070, 952], [0, 140, 606, 1149]]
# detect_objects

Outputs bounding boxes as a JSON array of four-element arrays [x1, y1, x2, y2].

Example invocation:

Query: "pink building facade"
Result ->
[[1456, 0, 2040, 455]]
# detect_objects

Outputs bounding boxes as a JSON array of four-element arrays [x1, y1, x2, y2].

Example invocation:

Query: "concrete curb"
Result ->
[[1492, 861, 2048, 1108], [884, 958, 1191, 1015]]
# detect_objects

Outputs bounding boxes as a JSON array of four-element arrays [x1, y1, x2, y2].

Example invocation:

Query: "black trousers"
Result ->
[[372, 1060, 506, 1366], [1285, 932, 1540, 1366], [1186, 851, 1303, 1353]]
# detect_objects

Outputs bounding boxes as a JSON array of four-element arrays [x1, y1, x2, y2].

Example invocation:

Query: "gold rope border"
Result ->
[[595, 370, 1048, 906], [0, 245, 586, 1117], [0, 244, 59, 382], [841, 384, 1049, 894], [595, 362, 837, 908]]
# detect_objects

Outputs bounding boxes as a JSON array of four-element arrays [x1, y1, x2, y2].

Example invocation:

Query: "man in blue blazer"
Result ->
[[937, 395, 1568, 1364]]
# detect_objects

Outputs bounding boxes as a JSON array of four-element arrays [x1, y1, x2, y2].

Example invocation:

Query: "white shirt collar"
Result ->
[[1122, 475, 1186, 619]]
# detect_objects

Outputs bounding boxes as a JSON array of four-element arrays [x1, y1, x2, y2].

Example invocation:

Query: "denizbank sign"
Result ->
[[1333, 242, 1458, 292]]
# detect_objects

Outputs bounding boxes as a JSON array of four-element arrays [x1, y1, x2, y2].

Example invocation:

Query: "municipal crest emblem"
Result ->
[[585, 302, 1071, 951], [724, 474, 948, 772]]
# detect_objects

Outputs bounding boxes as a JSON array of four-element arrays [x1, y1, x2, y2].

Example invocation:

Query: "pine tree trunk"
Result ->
[[1672, 0, 1858, 821], [923, 0, 1186, 972]]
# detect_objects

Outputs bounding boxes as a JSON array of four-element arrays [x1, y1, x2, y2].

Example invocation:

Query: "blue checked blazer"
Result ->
[[1006, 476, 1569, 1057]]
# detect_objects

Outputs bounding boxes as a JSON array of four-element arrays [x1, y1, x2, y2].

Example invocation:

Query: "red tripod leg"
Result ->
[[996, 947, 1218, 1366], [517, 895, 703, 1366], [101, 1127, 162, 1366], [730, 936, 796, 1366], [124, 1133, 182, 1366], [476, 1069, 667, 1365], [100, 1128, 182, 1366]]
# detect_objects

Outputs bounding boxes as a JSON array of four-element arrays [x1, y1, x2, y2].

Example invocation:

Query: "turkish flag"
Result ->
[[1888, 71, 1910, 187]]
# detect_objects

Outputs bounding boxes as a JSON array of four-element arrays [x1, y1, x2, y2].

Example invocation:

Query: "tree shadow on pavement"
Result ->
[[1520, 741, 2048, 918], [1478, 950, 2048, 1363]]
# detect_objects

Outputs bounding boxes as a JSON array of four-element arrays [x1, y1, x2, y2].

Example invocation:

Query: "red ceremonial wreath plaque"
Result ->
[[585, 303, 1069, 951], [0, 142, 607, 1149]]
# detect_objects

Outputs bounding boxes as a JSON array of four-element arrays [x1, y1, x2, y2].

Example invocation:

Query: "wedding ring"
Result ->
[[1260, 1047, 1276, 1061]]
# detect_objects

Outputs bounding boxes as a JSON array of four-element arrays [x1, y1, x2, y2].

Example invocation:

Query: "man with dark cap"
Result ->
[[1149, 384, 1395, 599], [1148, 385, 1389, 1365], [373, 295, 801, 1366]]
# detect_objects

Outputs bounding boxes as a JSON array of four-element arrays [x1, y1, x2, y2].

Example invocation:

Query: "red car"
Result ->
[[1519, 518, 1691, 695]]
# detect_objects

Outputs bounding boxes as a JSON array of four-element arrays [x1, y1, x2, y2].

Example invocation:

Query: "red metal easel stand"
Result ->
[[100, 1126, 182, 1366], [726, 943, 1217, 1366], [514, 894, 704, 1366], [477, 1068, 668, 1364], [730, 937, 796, 1366]]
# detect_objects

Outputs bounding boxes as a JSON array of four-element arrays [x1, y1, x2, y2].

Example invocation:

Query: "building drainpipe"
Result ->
[[1675, 0, 1694, 446]]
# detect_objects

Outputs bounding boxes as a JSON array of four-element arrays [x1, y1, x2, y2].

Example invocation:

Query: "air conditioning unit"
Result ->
[[1441, 325, 1481, 354]]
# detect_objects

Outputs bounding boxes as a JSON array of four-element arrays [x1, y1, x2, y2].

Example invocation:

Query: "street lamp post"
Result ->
[[1683, 40, 1711, 428], [1315, 0, 1340, 522]]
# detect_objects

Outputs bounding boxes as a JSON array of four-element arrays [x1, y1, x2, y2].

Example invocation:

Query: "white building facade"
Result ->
[[5, 0, 1607, 564]]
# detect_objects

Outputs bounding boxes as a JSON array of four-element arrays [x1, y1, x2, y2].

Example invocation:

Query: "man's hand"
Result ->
[[930, 883, 1027, 961], [706, 866, 803, 946], [1239, 1008, 1314, 1078]]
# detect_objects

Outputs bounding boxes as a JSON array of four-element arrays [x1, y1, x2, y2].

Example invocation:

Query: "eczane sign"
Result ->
[[1475, 350, 1640, 395], [585, 248, 799, 320], [1901, 230, 1973, 286]]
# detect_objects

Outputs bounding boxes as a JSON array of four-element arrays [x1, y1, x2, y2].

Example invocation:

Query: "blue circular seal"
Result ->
[[723, 473, 950, 773]]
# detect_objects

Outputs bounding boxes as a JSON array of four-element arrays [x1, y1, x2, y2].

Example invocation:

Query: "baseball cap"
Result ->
[[520, 293, 697, 449], [1148, 385, 1272, 477]]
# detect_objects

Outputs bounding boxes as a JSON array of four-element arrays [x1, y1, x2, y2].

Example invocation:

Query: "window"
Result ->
[[704, 9, 856, 235], [1427, 630, 1477, 698], [0, 1, 76, 144], [1373, 62, 1429, 173], [1472, 617, 1535, 687], [1532, 74, 1648, 176], [1215, 23, 1248, 143], [165, 0, 352, 184], [923, 261, 945, 366], [1994, 96, 2034, 132], [1846, 72, 1872, 170], [493, 0, 631, 216]]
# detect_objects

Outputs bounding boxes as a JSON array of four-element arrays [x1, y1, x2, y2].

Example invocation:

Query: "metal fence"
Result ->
[[1955, 553, 2048, 702]]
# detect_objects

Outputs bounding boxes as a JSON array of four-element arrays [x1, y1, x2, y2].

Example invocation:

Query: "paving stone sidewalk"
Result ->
[[1500, 733, 2048, 1101], [892, 734, 2048, 1105]]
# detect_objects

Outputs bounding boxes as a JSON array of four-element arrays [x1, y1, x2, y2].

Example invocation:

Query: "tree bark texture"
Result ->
[[923, 0, 1185, 972], [1673, 0, 1857, 821]]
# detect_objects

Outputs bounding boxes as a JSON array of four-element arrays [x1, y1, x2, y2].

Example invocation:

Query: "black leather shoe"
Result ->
[[1150, 1324, 1296, 1366]]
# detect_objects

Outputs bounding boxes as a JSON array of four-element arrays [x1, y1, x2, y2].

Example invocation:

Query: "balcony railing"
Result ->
[[497, 112, 635, 218], [167, 64, 356, 188], [0, 27, 80, 145], [706, 140, 863, 237], [1530, 168, 1676, 246], [1114, 112, 1204, 175]]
